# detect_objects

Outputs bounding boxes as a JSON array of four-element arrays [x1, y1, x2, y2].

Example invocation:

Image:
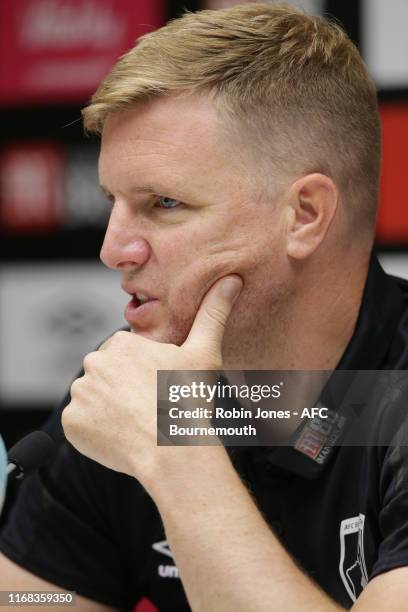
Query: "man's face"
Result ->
[[99, 94, 288, 348]]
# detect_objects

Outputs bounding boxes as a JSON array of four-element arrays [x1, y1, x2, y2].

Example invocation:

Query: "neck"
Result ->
[[223, 252, 370, 371]]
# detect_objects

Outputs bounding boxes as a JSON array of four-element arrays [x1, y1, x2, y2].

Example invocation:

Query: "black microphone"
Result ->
[[7, 431, 56, 481]]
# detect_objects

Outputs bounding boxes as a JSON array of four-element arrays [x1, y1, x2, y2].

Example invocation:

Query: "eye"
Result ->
[[156, 196, 182, 210]]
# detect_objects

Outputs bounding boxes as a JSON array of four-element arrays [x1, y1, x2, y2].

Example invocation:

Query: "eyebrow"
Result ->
[[99, 184, 156, 198]]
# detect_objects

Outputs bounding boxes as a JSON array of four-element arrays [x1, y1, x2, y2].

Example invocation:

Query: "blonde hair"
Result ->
[[82, 3, 381, 230]]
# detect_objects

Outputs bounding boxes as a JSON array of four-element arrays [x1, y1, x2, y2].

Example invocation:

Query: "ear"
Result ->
[[285, 173, 339, 260]]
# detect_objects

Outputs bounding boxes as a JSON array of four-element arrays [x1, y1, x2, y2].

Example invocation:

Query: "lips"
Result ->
[[123, 289, 159, 327], [130, 294, 156, 308], [134, 292, 155, 305], [130, 295, 141, 308], [122, 284, 157, 301]]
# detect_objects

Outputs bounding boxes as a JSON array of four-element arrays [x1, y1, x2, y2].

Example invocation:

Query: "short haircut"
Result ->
[[82, 3, 381, 232]]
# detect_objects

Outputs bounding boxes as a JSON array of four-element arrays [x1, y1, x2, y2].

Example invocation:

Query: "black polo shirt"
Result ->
[[1, 254, 408, 611]]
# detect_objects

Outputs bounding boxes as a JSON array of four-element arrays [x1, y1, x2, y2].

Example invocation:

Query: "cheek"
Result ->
[[156, 216, 282, 311], [160, 251, 234, 345], [162, 229, 274, 306]]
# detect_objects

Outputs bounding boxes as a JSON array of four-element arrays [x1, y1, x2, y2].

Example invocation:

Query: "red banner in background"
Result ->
[[377, 103, 408, 243], [0, 142, 65, 232], [0, 0, 164, 105]]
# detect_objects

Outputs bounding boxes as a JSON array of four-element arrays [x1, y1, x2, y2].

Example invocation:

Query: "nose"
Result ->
[[100, 203, 151, 271]]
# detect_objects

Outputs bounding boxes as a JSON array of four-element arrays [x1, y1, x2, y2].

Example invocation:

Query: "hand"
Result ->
[[61, 275, 242, 484]]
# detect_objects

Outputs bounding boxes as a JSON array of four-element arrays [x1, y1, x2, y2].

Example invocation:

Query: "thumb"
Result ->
[[184, 275, 243, 360]]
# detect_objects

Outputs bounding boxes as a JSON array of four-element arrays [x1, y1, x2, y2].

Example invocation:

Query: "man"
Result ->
[[1, 3, 408, 610]]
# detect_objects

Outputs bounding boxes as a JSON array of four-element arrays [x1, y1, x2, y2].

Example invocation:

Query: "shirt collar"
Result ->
[[254, 252, 407, 479]]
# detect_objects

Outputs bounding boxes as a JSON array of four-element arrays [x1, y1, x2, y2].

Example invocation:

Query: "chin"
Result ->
[[130, 325, 188, 346]]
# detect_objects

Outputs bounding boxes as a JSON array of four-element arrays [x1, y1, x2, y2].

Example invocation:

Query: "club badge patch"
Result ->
[[294, 408, 346, 464], [339, 514, 368, 603]]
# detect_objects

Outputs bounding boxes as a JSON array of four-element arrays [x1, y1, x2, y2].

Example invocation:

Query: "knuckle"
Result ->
[[61, 406, 69, 429], [83, 351, 98, 372], [70, 376, 83, 398], [113, 330, 128, 343], [61, 404, 75, 433], [101, 330, 130, 353]]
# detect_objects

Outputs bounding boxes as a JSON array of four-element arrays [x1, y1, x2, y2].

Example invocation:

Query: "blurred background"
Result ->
[[0, 0, 407, 447]]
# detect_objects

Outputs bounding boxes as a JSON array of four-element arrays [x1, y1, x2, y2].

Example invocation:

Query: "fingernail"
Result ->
[[221, 276, 243, 302]]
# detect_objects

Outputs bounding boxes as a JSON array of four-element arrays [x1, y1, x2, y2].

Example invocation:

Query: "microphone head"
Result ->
[[7, 431, 56, 478]]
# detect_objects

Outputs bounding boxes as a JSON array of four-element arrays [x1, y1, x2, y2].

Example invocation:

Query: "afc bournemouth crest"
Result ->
[[339, 514, 368, 603]]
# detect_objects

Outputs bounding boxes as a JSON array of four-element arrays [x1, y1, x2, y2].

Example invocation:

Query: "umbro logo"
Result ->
[[152, 539, 173, 559], [152, 539, 179, 579]]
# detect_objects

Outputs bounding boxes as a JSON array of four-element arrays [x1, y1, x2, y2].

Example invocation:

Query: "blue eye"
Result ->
[[157, 196, 181, 209]]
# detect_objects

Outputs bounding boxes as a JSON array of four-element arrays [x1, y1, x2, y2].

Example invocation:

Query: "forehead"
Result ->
[[102, 93, 223, 146], [99, 94, 229, 183], [98, 93, 258, 207]]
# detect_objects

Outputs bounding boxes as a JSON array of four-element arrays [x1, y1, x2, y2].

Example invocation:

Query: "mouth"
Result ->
[[121, 282, 158, 304], [124, 290, 159, 326], [133, 292, 155, 306], [128, 292, 158, 311]]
